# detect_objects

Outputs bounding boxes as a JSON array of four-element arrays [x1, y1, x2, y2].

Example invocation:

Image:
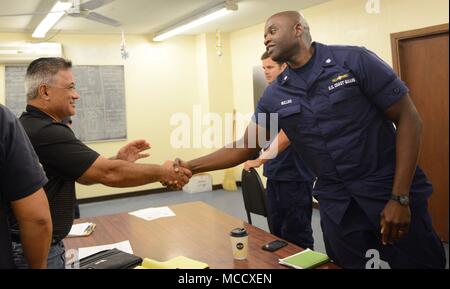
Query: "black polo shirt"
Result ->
[[14, 105, 99, 242], [0, 105, 47, 268]]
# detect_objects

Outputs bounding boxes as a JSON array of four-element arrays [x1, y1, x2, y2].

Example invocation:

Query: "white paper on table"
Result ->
[[77, 240, 133, 260], [68, 222, 94, 236], [128, 206, 175, 221]]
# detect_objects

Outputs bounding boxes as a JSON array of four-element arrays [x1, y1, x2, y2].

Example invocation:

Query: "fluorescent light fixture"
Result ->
[[153, 0, 238, 42], [32, 1, 72, 38]]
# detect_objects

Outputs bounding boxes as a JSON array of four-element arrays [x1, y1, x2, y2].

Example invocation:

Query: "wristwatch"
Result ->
[[390, 194, 410, 206]]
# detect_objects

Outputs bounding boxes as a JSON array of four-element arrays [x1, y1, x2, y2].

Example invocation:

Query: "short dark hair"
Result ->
[[261, 51, 283, 65], [261, 51, 270, 60], [25, 57, 72, 100]]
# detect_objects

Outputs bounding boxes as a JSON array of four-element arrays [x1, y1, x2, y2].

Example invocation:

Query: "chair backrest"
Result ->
[[241, 168, 269, 220]]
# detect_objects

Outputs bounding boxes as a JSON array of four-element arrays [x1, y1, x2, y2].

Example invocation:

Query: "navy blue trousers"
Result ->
[[320, 198, 446, 269], [266, 180, 314, 249]]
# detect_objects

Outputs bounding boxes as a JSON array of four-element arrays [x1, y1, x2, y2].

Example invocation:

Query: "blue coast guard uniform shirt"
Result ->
[[263, 145, 314, 182], [253, 42, 433, 226]]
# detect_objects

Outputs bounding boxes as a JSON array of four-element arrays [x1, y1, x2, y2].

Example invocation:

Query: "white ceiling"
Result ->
[[0, 0, 329, 37]]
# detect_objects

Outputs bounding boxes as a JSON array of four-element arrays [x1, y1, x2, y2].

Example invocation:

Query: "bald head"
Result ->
[[268, 11, 301, 26], [264, 11, 312, 64], [268, 11, 311, 44]]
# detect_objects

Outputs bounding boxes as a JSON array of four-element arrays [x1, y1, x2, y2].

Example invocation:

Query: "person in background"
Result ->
[[244, 51, 315, 249]]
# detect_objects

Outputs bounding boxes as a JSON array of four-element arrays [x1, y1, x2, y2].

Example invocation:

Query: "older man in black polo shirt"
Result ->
[[12, 57, 192, 269], [0, 104, 52, 268]]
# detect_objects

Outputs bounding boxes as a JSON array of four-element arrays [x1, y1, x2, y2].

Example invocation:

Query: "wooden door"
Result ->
[[391, 24, 449, 242]]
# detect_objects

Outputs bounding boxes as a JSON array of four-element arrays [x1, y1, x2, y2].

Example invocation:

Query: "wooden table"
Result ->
[[64, 201, 338, 269]]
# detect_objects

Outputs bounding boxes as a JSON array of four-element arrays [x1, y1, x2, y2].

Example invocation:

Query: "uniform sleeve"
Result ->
[[252, 87, 273, 130], [1, 107, 47, 202], [34, 125, 99, 181], [354, 47, 409, 111]]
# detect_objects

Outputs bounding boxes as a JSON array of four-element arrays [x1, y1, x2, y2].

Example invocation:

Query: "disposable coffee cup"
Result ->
[[230, 228, 248, 260]]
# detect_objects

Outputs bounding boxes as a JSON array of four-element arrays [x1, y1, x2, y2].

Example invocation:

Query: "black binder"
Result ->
[[78, 248, 142, 269]]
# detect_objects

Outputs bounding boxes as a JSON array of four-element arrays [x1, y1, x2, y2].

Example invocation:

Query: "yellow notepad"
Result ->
[[135, 256, 209, 269], [279, 249, 330, 269]]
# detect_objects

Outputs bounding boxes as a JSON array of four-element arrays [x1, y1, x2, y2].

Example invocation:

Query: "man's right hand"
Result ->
[[160, 160, 192, 190], [173, 158, 191, 172]]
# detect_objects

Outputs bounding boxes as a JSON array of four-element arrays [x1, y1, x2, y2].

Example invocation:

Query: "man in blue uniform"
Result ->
[[174, 11, 446, 268], [244, 51, 315, 249]]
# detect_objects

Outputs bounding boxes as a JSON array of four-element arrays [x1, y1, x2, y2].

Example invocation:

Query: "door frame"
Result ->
[[390, 23, 449, 242], [390, 23, 449, 77]]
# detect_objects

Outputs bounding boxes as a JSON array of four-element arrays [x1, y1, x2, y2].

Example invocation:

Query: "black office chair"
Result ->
[[241, 168, 273, 233]]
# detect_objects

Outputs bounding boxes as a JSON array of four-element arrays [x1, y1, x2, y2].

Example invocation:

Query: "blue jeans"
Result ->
[[12, 240, 66, 269]]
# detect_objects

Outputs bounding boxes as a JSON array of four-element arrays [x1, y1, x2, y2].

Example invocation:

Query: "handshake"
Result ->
[[159, 158, 191, 190], [115, 140, 193, 190]]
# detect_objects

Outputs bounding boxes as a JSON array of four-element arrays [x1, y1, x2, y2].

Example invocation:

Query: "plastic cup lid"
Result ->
[[230, 227, 248, 237]]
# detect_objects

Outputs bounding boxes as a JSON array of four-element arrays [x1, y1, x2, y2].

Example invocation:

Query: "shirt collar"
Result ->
[[26, 104, 57, 122], [278, 42, 336, 86]]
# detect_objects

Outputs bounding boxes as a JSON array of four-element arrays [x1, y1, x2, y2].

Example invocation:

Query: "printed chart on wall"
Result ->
[[5, 65, 127, 142]]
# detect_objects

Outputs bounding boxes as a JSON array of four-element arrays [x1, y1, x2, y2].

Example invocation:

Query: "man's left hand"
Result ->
[[116, 139, 151, 162], [244, 159, 263, 171], [380, 200, 411, 245]]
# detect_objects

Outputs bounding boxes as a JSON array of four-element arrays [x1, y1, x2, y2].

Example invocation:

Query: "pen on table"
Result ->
[[84, 223, 93, 233]]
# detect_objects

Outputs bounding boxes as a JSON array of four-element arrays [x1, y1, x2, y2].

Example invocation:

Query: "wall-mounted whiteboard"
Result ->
[[5, 65, 127, 142]]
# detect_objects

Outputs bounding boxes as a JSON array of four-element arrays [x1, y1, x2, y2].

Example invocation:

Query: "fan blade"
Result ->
[[79, 0, 116, 11], [83, 12, 121, 27]]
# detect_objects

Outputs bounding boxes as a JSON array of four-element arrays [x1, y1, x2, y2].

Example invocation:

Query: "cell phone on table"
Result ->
[[262, 239, 288, 252]]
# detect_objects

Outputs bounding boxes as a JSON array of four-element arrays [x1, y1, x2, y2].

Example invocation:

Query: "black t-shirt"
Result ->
[[0, 105, 47, 268], [15, 105, 99, 241]]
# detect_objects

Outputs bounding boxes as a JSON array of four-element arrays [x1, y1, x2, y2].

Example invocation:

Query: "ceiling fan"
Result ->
[[65, 0, 121, 27], [29, 0, 121, 38]]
